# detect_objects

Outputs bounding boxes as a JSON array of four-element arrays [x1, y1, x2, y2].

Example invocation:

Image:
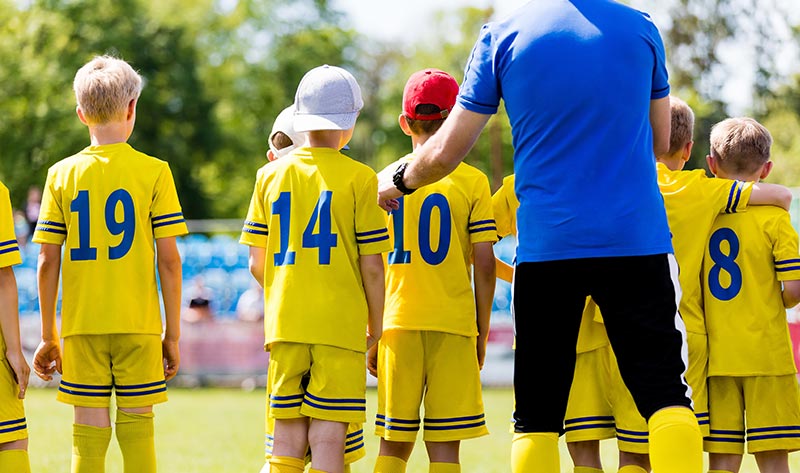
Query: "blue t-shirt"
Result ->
[[459, 0, 673, 263]]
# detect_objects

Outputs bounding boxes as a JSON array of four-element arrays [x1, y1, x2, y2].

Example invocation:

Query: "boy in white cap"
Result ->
[[267, 105, 305, 161], [240, 65, 391, 473]]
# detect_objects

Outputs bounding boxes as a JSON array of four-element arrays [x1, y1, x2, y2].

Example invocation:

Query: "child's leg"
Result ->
[[0, 439, 30, 473], [567, 440, 602, 471], [307, 418, 346, 473], [271, 417, 310, 472], [708, 453, 743, 473], [754, 451, 790, 473], [116, 406, 156, 473], [374, 439, 414, 472], [618, 451, 650, 472], [425, 440, 460, 472], [73, 406, 112, 473]]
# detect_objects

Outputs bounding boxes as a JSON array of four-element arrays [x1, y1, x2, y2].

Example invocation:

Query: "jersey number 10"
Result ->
[[388, 194, 452, 266], [70, 189, 135, 261]]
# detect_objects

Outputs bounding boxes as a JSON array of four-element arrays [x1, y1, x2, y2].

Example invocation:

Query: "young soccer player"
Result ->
[[368, 68, 495, 473], [702, 117, 800, 473], [0, 181, 31, 473], [241, 64, 390, 473], [605, 98, 792, 473], [493, 175, 614, 473], [254, 105, 365, 473], [31, 55, 187, 473]]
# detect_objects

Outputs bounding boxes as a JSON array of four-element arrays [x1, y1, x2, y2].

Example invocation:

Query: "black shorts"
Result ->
[[511, 253, 692, 433]]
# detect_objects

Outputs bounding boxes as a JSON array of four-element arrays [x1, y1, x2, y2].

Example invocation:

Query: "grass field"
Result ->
[[23, 387, 797, 472]]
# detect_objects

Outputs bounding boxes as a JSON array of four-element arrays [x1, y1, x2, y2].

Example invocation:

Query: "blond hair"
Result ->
[[73, 55, 142, 124], [710, 117, 772, 175], [668, 96, 694, 155]]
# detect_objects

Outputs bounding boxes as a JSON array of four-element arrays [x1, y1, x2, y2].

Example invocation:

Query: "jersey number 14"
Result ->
[[271, 191, 338, 266]]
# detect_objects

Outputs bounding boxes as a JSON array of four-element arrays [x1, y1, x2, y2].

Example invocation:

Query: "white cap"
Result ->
[[268, 105, 305, 159], [293, 65, 363, 132]]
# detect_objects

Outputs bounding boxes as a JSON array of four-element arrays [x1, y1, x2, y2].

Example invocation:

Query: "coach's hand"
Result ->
[[376, 165, 401, 212], [162, 338, 180, 381], [367, 344, 378, 378], [32, 338, 62, 382]]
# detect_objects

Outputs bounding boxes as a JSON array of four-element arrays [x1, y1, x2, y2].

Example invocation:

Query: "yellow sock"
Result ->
[[511, 432, 559, 473], [270, 455, 305, 473], [618, 466, 648, 473], [72, 423, 112, 473], [116, 410, 156, 473], [575, 467, 603, 473], [344, 466, 352, 473], [430, 462, 461, 473], [0, 450, 31, 473], [374, 455, 408, 473], [648, 407, 702, 473]]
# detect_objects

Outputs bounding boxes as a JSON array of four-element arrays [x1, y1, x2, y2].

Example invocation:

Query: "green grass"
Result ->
[[23, 387, 797, 472]]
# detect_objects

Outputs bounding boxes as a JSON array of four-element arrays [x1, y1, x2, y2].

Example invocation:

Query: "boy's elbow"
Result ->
[[784, 281, 800, 308]]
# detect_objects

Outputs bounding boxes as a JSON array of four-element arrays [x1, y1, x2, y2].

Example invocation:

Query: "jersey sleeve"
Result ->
[[457, 24, 501, 115], [643, 14, 670, 99], [32, 167, 68, 245], [0, 183, 21, 268], [771, 212, 800, 281], [469, 173, 498, 244], [355, 170, 392, 255], [493, 179, 515, 238], [705, 178, 753, 215], [150, 164, 189, 239], [240, 169, 269, 248]]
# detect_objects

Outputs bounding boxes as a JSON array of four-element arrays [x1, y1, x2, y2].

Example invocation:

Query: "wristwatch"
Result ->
[[392, 162, 416, 195]]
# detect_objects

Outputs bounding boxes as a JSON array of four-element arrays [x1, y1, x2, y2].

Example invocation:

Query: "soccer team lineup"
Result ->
[[3, 2, 800, 473]]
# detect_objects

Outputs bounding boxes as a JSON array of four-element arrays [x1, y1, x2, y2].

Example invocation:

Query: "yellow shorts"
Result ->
[[0, 357, 27, 444], [268, 342, 366, 424], [608, 332, 709, 453], [375, 330, 489, 443], [705, 375, 800, 454], [564, 346, 615, 443], [264, 373, 365, 465], [58, 334, 167, 408]]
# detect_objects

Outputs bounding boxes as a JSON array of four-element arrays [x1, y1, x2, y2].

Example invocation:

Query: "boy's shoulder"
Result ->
[[50, 143, 167, 175]]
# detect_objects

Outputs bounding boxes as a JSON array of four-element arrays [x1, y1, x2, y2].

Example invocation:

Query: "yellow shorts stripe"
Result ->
[[0, 418, 26, 435], [423, 413, 486, 431], [58, 380, 113, 398], [747, 425, 800, 442], [376, 414, 421, 432], [114, 380, 167, 397], [345, 429, 365, 454], [303, 392, 366, 413], [269, 393, 303, 410], [564, 415, 615, 434]]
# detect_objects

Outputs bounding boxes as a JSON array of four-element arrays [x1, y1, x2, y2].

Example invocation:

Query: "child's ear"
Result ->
[[76, 106, 90, 126], [398, 114, 412, 137], [760, 160, 774, 180], [126, 98, 137, 121], [682, 140, 694, 162], [706, 154, 719, 176]]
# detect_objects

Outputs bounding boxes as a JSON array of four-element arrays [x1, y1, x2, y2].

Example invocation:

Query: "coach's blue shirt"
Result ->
[[459, 0, 673, 263]]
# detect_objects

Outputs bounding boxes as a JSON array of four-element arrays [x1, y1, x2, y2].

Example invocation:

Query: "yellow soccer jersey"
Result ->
[[703, 206, 800, 376], [492, 174, 607, 351], [493, 174, 518, 239], [240, 147, 392, 353], [657, 162, 752, 335], [32, 143, 188, 337], [0, 181, 21, 269], [383, 157, 496, 336]]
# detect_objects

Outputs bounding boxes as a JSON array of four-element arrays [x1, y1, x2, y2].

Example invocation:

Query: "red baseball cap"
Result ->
[[402, 69, 459, 121]]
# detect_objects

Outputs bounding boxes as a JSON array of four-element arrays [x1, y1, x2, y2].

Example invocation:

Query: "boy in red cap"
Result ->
[[369, 69, 497, 473]]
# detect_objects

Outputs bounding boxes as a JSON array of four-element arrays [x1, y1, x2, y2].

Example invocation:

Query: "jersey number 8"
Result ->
[[707, 227, 742, 301]]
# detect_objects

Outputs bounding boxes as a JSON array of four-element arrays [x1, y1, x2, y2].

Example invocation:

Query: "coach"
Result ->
[[378, 1, 703, 472]]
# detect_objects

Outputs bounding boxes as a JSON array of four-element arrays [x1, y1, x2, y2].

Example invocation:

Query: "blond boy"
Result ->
[[241, 65, 390, 473], [702, 118, 800, 473], [605, 98, 792, 473], [32, 56, 187, 473], [0, 181, 31, 473]]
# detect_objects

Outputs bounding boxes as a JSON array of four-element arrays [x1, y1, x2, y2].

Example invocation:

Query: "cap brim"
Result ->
[[294, 112, 358, 132]]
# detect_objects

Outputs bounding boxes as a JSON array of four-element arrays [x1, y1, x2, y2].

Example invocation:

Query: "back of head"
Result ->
[[73, 55, 142, 125], [709, 117, 772, 175], [668, 96, 694, 154], [402, 68, 459, 136], [293, 65, 363, 132], [269, 104, 305, 159]]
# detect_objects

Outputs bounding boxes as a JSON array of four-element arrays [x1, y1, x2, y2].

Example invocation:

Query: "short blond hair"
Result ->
[[73, 55, 142, 124], [669, 96, 694, 154], [710, 117, 772, 175]]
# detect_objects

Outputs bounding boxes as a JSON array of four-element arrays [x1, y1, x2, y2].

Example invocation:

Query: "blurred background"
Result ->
[[5, 0, 800, 387]]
